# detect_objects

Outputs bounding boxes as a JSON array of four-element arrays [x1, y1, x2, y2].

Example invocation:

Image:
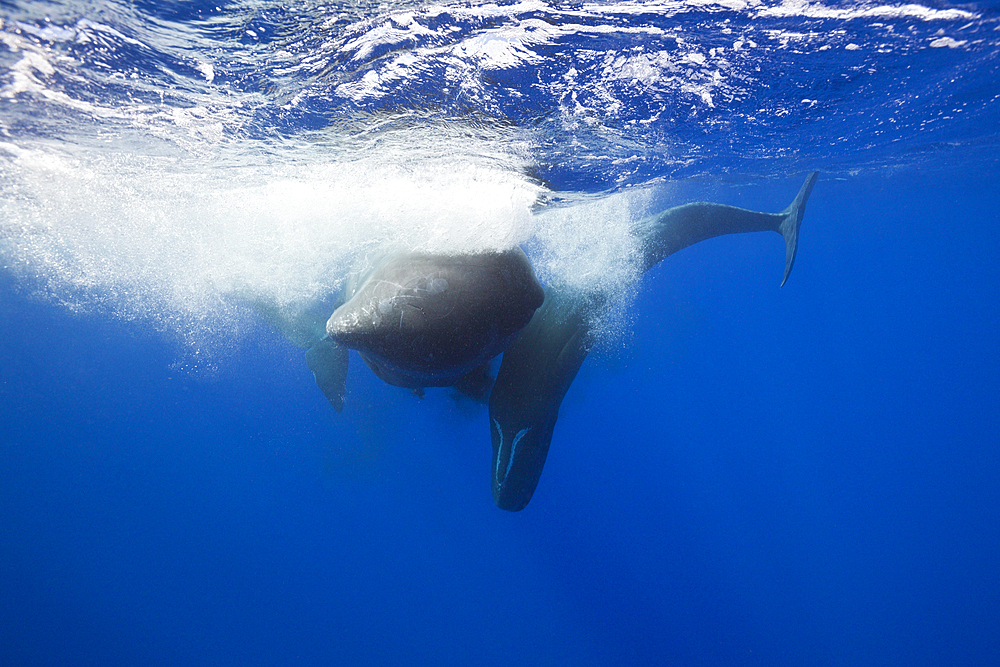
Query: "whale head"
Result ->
[[326, 248, 544, 388]]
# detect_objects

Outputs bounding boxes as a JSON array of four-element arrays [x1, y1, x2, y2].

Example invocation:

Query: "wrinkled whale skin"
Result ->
[[326, 248, 544, 389]]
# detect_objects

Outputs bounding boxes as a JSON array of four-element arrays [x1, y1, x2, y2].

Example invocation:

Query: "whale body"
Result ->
[[488, 172, 819, 510], [261, 172, 819, 511], [325, 248, 544, 389]]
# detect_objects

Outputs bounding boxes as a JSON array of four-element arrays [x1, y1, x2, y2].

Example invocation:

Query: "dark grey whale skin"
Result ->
[[286, 173, 818, 511], [489, 172, 818, 511], [325, 248, 545, 389]]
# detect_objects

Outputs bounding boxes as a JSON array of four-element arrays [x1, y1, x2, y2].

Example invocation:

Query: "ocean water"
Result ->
[[1, 0, 998, 665]]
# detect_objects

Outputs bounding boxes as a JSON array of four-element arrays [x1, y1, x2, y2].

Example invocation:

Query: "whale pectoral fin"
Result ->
[[488, 288, 592, 511], [778, 171, 819, 286], [305, 337, 349, 413]]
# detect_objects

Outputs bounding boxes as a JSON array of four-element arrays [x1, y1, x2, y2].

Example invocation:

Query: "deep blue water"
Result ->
[[2, 1, 999, 665]]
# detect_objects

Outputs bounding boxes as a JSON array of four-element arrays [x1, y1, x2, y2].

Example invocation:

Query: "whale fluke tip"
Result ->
[[779, 171, 819, 287]]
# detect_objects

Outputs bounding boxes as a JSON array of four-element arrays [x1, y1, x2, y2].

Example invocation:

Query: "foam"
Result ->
[[4, 0, 986, 366], [0, 120, 670, 364], [0, 131, 542, 353], [755, 0, 978, 22], [528, 186, 673, 346]]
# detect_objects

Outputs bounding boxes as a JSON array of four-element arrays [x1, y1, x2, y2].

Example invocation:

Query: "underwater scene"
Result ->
[[1, 0, 998, 665]]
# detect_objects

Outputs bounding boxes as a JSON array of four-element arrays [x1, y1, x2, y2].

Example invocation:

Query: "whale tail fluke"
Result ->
[[778, 171, 819, 287]]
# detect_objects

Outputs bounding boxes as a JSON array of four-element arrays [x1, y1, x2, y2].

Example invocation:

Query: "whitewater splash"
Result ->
[[1, 0, 997, 359], [0, 132, 548, 335]]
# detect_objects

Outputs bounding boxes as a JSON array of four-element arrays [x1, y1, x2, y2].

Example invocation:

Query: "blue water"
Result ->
[[2, 1, 999, 665]]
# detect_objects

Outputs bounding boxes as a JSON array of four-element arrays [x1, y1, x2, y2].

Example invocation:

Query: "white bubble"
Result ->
[[0, 126, 542, 356]]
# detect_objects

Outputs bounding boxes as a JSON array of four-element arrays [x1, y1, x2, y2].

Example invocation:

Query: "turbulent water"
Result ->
[[1, 0, 998, 353]]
